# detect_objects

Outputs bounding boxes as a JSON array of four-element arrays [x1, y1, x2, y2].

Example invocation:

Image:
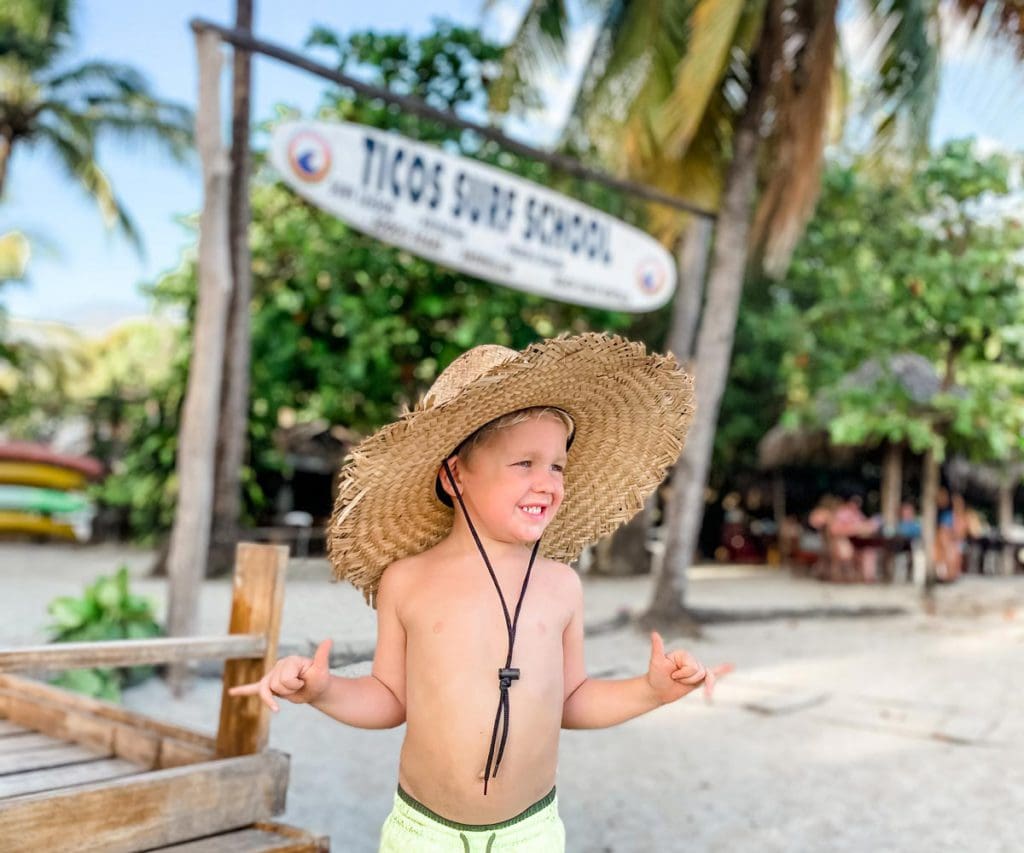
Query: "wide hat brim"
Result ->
[[327, 332, 695, 605]]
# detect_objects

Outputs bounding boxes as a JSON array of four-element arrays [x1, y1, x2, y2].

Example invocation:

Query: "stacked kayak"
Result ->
[[0, 443, 102, 541]]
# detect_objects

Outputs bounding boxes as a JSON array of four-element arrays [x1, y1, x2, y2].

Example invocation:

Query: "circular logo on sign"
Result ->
[[635, 258, 668, 296], [288, 131, 331, 183]]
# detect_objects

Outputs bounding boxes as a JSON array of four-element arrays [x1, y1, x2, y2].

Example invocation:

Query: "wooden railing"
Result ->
[[0, 541, 288, 759]]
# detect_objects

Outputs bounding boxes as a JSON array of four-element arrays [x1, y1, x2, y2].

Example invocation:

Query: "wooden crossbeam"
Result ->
[[0, 635, 266, 672]]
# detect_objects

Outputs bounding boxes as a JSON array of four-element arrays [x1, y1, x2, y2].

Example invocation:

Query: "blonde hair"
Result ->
[[456, 407, 574, 462]]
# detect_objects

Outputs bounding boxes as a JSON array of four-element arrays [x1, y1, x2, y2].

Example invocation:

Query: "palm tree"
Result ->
[[0, 0, 193, 250], [491, 0, 1024, 624]]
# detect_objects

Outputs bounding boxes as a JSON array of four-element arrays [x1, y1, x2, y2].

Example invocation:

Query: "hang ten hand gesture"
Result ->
[[228, 638, 334, 712], [646, 631, 734, 705]]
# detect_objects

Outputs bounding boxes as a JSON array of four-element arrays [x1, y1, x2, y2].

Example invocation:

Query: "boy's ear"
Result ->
[[436, 456, 462, 505]]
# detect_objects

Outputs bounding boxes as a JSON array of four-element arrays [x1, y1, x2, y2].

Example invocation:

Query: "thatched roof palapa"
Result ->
[[757, 353, 952, 470]]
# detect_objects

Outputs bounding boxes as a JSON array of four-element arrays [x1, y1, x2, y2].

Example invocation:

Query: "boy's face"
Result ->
[[450, 414, 568, 545]]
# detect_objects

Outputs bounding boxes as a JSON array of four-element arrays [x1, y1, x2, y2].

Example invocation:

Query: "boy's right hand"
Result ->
[[228, 638, 333, 712]]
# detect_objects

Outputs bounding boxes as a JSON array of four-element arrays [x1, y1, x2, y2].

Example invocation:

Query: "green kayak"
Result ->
[[0, 485, 91, 515]]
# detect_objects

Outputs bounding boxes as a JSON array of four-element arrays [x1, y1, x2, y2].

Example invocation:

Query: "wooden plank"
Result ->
[[0, 732, 68, 753], [216, 543, 288, 757], [0, 757, 140, 798], [0, 743, 108, 776], [0, 690, 161, 767], [0, 721, 30, 737], [0, 674, 216, 751], [158, 737, 215, 770], [253, 822, 330, 853], [0, 688, 216, 769], [0, 676, 216, 768], [0, 750, 289, 853], [0, 634, 265, 672], [152, 823, 329, 852]]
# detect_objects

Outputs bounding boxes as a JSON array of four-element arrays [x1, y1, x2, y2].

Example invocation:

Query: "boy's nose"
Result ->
[[533, 470, 562, 494]]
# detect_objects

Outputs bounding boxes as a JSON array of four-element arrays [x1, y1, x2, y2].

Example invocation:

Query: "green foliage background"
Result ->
[[758, 139, 1024, 468]]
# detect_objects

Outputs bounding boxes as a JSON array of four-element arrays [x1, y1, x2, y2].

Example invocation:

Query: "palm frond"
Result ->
[[35, 122, 143, 255], [560, 0, 627, 150], [39, 58, 194, 160], [750, 0, 841, 277], [642, 137, 724, 243], [861, 0, 941, 152], [601, 0, 693, 106], [44, 59, 148, 93], [32, 95, 193, 168], [0, 0, 71, 69], [953, 0, 1024, 58], [653, 0, 748, 159], [488, 0, 571, 114], [574, 0, 698, 171]]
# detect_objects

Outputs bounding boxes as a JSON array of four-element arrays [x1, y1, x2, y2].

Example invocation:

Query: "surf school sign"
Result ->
[[269, 121, 676, 312]]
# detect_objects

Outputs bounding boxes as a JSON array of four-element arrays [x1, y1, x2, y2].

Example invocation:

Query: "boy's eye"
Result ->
[[514, 460, 565, 473]]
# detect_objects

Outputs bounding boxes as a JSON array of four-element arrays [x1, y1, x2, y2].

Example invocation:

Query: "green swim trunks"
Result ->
[[379, 785, 566, 852]]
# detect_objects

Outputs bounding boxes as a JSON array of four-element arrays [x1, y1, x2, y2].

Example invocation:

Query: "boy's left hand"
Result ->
[[646, 631, 734, 705]]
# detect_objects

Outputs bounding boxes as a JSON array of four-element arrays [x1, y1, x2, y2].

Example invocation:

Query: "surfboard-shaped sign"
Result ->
[[269, 121, 676, 312]]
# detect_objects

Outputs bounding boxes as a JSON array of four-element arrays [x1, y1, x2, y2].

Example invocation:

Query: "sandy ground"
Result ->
[[1, 541, 1021, 852]]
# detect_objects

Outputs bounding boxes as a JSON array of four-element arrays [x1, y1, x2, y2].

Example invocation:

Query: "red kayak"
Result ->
[[0, 443, 104, 480]]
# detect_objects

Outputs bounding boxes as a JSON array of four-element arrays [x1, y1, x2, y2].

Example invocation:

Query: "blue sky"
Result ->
[[2, 1, 1022, 329]]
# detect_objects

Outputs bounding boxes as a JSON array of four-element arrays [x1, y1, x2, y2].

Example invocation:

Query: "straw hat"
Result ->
[[327, 332, 695, 605]]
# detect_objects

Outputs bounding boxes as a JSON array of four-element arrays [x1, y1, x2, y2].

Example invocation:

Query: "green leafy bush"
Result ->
[[47, 567, 163, 701]]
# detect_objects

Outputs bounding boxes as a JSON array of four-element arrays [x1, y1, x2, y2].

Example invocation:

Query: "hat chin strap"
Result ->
[[442, 458, 540, 796]]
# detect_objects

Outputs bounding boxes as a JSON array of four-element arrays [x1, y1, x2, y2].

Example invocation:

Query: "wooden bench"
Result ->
[[0, 543, 329, 852]]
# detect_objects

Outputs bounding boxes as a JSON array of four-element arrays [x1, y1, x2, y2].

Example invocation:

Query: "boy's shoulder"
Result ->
[[537, 555, 583, 596], [378, 553, 423, 587]]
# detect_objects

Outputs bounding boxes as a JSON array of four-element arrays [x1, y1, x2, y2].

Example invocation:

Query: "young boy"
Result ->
[[231, 333, 729, 851]]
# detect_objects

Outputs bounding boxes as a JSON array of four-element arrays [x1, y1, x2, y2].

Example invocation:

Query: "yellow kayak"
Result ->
[[0, 461, 88, 491], [0, 510, 77, 540]]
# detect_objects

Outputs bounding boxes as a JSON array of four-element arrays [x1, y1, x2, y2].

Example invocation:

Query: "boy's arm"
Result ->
[[311, 562, 408, 729], [560, 569, 663, 729]]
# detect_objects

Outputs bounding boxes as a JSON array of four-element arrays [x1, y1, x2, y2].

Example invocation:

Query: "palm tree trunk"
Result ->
[[166, 30, 233, 692], [592, 495, 655, 575], [644, 15, 776, 622], [668, 216, 713, 362], [208, 0, 255, 577], [595, 216, 714, 577]]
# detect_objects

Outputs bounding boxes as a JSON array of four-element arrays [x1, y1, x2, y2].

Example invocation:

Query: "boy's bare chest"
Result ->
[[401, 569, 568, 667]]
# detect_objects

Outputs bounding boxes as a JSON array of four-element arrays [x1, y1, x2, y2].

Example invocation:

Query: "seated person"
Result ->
[[896, 502, 921, 540], [830, 494, 880, 582]]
